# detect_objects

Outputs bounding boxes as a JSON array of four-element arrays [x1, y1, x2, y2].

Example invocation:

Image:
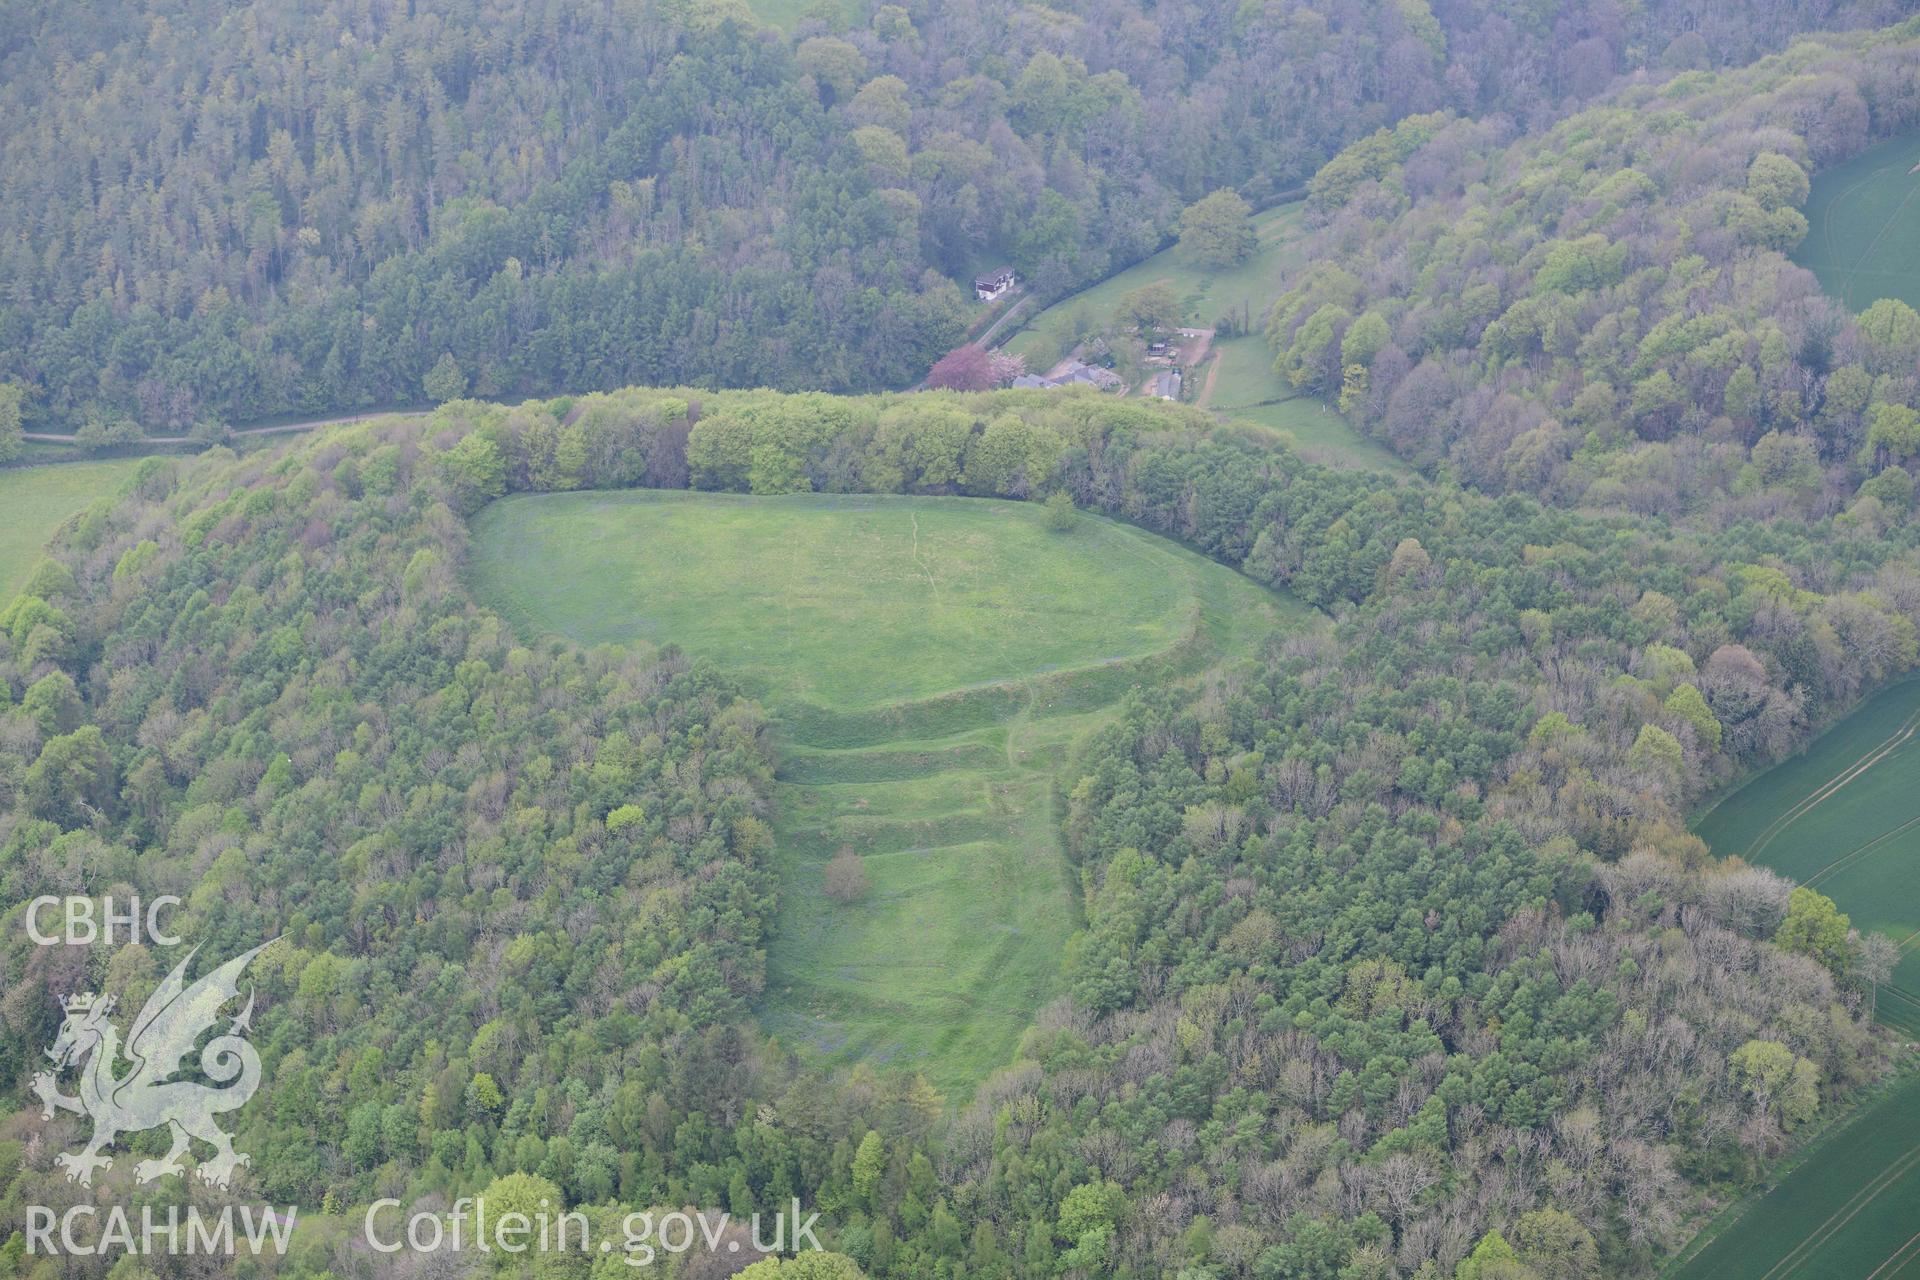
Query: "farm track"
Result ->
[[22, 408, 426, 449]]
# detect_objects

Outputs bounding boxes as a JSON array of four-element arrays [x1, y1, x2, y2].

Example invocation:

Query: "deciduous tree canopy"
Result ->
[[4, 381, 1912, 1274], [0, 0, 1885, 433]]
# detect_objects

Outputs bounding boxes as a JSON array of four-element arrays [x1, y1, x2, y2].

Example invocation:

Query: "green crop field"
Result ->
[[1795, 131, 1920, 314], [468, 489, 1311, 1096], [1667, 1071, 1920, 1279], [0, 458, 145, 603], [1672, 679, 1920, 1277], [1695, 678, 1920, 1036]]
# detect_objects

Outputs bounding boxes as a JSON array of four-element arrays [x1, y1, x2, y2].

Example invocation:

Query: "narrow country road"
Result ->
[[974, 293, 1033, 350], [22, 408, 428, 448], [907, 292, 1035, 392]]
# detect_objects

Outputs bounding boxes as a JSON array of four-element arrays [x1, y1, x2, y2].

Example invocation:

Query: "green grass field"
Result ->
[[1695, 679, 1920, 1036], [0, 458, 145, 602], [1672, 679, 1920, 1277], [1205, 334, 1407, 472], [1794, 131, 1920, 314], [1000, 202, 1403, 471], [1001, 204, 1307, 371], [469, 491, 1199, 707], [468, 489, 1311, 1096]]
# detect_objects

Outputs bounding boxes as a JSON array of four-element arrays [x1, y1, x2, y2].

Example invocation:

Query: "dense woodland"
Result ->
[[0, 0, 1906, 432], [1269, 19, 1920, 521], [3, 376, 1917, 1277], [11, 3, 1920, 1279]]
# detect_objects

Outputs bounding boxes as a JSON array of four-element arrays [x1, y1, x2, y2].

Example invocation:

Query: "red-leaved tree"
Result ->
[[926, 345, 996, 390]]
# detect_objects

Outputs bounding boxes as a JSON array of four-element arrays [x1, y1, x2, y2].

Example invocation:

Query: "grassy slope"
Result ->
[[1670, 680, 1920, 1277], [1000, 203, 1405, 472], [1794, 131, 1920, 315], [0, 458, 145, 602], [468, 490, 1312, 1097], [1204, 334, 1408, 473], [1000, 205, 1307, 369]]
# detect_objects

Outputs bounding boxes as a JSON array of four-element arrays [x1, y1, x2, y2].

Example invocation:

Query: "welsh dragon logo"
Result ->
[[31, 941, 273, 1188]]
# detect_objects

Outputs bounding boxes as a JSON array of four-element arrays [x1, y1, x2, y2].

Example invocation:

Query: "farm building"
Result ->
[[973, 267, 1016, 300], [1012, 359, 1124, 392]]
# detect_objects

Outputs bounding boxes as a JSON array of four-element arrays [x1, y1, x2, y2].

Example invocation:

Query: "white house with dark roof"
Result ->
[[973, 267, 1016, 301]]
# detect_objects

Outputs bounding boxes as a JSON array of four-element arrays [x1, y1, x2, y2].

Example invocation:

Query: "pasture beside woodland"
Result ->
[[0, 459, 145, 602], [1666, 1068, 1920, 1279], [1695, 679, 1920, 1035], [999, 204, 1310, 374], [1674, 680, 1920, 1277], [996, 203, 1401, 471], [1793, 130, 1920, 314], [468, 489, 1308, 1095]]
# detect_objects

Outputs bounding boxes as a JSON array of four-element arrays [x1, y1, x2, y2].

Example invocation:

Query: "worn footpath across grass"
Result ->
[[468, 489, 1312, 1098]]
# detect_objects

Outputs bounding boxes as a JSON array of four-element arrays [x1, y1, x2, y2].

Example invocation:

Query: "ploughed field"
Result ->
[[467, 489, 1308, 1096], [1671, 680, 1920, 1279], [1794, 130, 1920, 315]]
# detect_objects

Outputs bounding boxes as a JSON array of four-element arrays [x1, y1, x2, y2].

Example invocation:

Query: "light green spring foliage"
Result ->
[[0, 381, 22, 463], [1729, 1038, 1821, 1127], [737, 1252, 867, 1278], [1776, 886, 1851, 974], [423, 353, 468, 403], [1269, 29, 1920, 510], [1178, 189, 1256, 266]]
